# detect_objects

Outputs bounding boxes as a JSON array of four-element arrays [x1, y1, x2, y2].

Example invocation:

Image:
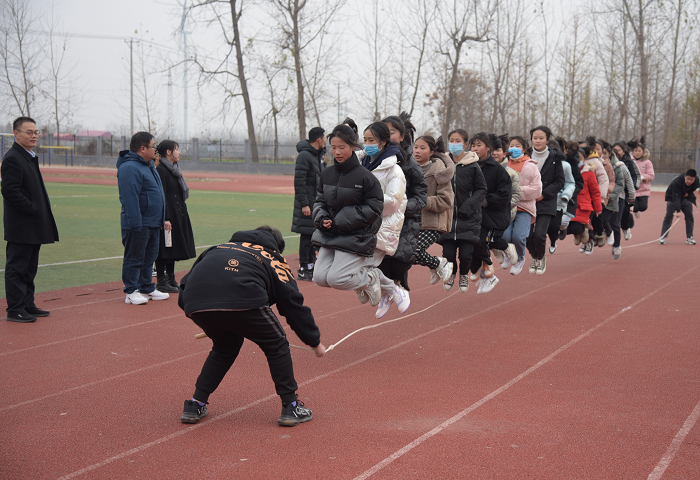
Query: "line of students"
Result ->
[[309, 118, 657, 318]]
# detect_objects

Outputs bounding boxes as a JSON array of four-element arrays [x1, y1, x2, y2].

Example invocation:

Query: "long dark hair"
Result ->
[[382, 112, 416, 152], [328, 124, 362, 150], [364, 122, 407, 165], [416, 135, 446, 155], [342, 117, 358, 141]]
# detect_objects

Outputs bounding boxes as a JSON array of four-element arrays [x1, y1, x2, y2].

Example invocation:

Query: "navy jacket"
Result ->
[[116, 150, 165, 230], [665, 174, 699, 212]]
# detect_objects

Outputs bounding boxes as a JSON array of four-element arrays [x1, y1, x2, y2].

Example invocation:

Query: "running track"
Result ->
[[1, 190, 699, 479]]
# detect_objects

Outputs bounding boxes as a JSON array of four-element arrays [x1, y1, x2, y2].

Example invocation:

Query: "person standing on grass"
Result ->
[[1, 116, 58, 323], [659, 169, 698, 245], [117, 132, 169, 305], [292, 127, 326, 282], [178, 226, 326, 427], [154, 140, 196, 293]]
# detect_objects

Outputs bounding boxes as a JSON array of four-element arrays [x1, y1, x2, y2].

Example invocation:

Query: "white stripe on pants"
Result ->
[[313, 247, 395, 296]]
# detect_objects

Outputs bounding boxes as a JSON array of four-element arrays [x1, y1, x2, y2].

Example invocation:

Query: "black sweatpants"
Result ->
[[590, 211, 604, 236], [4, 242, 41, 316], [661, 200, 694, 238], [547, 211, 564, 245], [378, 256, 412, 291], [470, 227, 504, 273], [190, 308, 298, 405], [567, 221, 586, 235], [441, 239, 475, 276], [621, 202, 633, 230], [526, 213, 554, 260], [633, 196, 649, 213], [298, 234, 316, 266]]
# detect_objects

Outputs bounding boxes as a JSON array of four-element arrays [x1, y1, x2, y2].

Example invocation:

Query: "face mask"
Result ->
[[364, 144, 380, 157], [448, 143, 464, 156], [508, 147, 522, 159]]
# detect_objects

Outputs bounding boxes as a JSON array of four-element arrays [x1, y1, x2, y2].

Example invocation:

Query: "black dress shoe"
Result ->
[[25, 307, 50, 317], [7, 313, 37, 323]]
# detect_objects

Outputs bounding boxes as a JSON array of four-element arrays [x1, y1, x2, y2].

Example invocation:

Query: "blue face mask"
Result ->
[[364, 144, 380, 157], [508, 147, 522, 159], [448, 143, 464, 156]]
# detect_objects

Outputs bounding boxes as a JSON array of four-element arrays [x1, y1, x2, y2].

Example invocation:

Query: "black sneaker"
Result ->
[[181, 399, 208, 424], [278, 398, 313, 427], [6, 313, 37, 323], [25, 307, 50, 317], [297, 268, 313, 282]]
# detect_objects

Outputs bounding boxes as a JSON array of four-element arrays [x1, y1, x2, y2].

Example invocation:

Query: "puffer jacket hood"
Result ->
[[454, 151, 479, 166], [229, 229, 281, 252], [296, 139, 320, 155], [116, 149, 165, 230], [370, 154, 407, 255]]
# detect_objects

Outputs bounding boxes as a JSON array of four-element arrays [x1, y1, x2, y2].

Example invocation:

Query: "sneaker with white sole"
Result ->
[[476, 278, 485, 295], [504, 243, 518, 265], [536, 256, 546, 275], [624, 229, 632, 241], [634, 211, 640, 218], [613, 247, 621, 260], [355, 288, 369, 304], [529, 259, 537, 274], [147, 289, 170, 301], [469, 271, 480, 282], [392, 285, 410, 313], [444, 274, 456, 291], [364, 269, 382, 307], [482, 262, 494, 278], [510, 258, 525, 275], [607, 234, 614, 246], [549, 242, 557, 254], [125, 291, 148, 305], [501, 254, 511, 269], [436, 258, 454, 284], [278, 397, 313, 427], [493, 249, 505, 265], [429, 268, 440, 285], [478, 276, 499, 294], [458, 274, 469, 292], [584, 240, 594, 256], [687, 237, 696, 245], [579, 244, 586, 253], [375, 294, 392, 318], [659, 236, 666, 245]]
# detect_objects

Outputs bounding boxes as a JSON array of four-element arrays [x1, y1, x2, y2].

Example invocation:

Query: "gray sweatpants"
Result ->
[[313, 247, 395, 296]]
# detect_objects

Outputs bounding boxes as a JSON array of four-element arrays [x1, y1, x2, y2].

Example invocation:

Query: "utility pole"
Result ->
[[181, 0, 188, 141], [337, 82, 340, 124], [167, 67, 174, 135], [125, 38, 135, 135]]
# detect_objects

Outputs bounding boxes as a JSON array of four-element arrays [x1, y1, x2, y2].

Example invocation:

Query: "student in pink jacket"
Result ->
[[630, 138, 655, 218]]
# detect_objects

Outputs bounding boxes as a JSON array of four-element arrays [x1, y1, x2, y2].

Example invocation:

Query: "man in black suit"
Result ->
[[1, 117, 59, 322]]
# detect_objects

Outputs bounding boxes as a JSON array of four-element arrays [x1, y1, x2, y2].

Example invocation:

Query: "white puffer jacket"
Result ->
[[371, 155, 407, 255]]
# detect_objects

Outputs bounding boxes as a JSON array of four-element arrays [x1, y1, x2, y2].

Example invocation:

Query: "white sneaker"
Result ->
[[392, 285, 410, 313], [613, 247, 621, 260], [549, 242, 557, 254], [687, 237, 696, 245], [365, 269, 382, 307], [493, 249, 505, 265], [476, 278, 485, 295], [355, 288, 369, 304], [624, 229, 632, 241], [504, 243, 518, 265], [429, 268, 440, 285], [147, 289, 170, 301], [458, 274, 469, 292], [375, 294, 392, 319], [125, 291, 148, 305], [607, 234, 614, 246], [501, 254, 511, 269], [478, 276, 499, 294], [436, 258, 454, 284], [529, 259, 537, 274], [510, 258, 525, 276], [536, 256, 547, 275], [634, 211, 640, 218], [444, 274, 456, 291]]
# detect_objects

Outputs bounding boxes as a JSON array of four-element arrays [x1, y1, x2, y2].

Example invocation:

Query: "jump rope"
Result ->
[[195, 206, 693, 353]]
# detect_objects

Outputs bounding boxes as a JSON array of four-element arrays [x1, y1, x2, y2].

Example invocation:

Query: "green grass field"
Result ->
[[0, 183, 298, 294]]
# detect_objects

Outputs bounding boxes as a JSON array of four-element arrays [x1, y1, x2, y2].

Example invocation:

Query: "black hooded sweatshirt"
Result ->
[[178, 229, 320, 348]]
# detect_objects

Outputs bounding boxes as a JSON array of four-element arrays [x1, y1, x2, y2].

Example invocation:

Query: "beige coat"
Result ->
[[420, 152, 455, 233]]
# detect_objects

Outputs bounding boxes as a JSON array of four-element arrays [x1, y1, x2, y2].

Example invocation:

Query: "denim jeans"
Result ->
[[121, 227, 160, 294], [503, 211, 532, 261]]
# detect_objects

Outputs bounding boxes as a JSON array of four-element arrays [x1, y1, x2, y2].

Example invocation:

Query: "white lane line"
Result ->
[[647, 397, 700, 480], [0, 236, 299, 272], [352, 264, 699, 480]]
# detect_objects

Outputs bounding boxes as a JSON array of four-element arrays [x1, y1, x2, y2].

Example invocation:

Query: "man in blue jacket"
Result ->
[[117, 132, 168, 304]]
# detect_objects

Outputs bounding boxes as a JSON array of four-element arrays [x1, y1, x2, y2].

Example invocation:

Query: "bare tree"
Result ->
[[0, 0, 43, 117], [538, 0, 563, 127], [258, 53, 291, 162]]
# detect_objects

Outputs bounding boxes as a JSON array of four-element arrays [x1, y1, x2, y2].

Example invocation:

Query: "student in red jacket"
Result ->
[[568, 147, 602, 250]]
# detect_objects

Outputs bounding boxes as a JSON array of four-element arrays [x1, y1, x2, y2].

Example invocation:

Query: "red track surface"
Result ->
[[1, 191, 699, 479], [39, 166, 294, 194]]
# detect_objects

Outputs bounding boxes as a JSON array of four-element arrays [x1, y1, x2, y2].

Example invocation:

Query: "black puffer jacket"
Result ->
[[438, 153, 488, 245], [535, 149, 566, 216], [478, 156, 512, 230], [391, 153, 427, 263], [311, 154, 384, 256], [564, 151, 584, 218], [292, 140, 324, 235]]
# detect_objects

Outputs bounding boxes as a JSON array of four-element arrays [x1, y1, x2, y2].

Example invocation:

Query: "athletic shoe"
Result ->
[[536, 256, 547, 275], [687, 237, 696, 245], [493, 249, 505, 265], [459, 274, 469, 292], [501, 254, 511, 269], [607, 234, 614, 246], [596, 235, 606, 248], [635, 211, 640, 218], [125, 291, 148, 305], [504, 243, 518, 265], [296, 268, 313, 282], [529, 259, 537, 274], [479, 276, 499, 294], [181, 399, 208, 424], [585, 240, 594, 256], [469, 271, 480, 282], [365, 269, 382, 307], [482, 262, 495, 278], [579, 245, 586, 253], [549, 242, 557, 254], [659, 236, 666, 245], [476, 278, 485, 295], [429, 268, 440, 285], [624, 229, 632, 241], [510, 258, 525, 276], [613, 247, 621, 260], [375, 294, 392, 319], [147, 289, 170, 301], [278, 397, 313, 427], [6, 313, 37, 323], [355, 288, 369, 304], [392, 285, 410, 313], [444, 274, 456, 291], [436, 258, 454, 284], [25, 307, 49, 317], [558, 229, 567, 241]]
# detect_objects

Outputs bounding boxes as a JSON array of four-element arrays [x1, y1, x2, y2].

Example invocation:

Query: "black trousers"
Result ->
[[378, 256, 412, 291], [662, 200, 694, 238], [621, 202, 633, 230], [471, 227, 504, 272], [527, 214, 554, 260], [298, 234, 316, 266], [567, 221, 586, 235], [190, 308, 298, 405], [547, 211, 564, 245], [5, 242, 41, 316], [633, 196, 649, 213], [441, 239, 475, 275], [590, 211, 604, 236], [155, 260, 174, 277]]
